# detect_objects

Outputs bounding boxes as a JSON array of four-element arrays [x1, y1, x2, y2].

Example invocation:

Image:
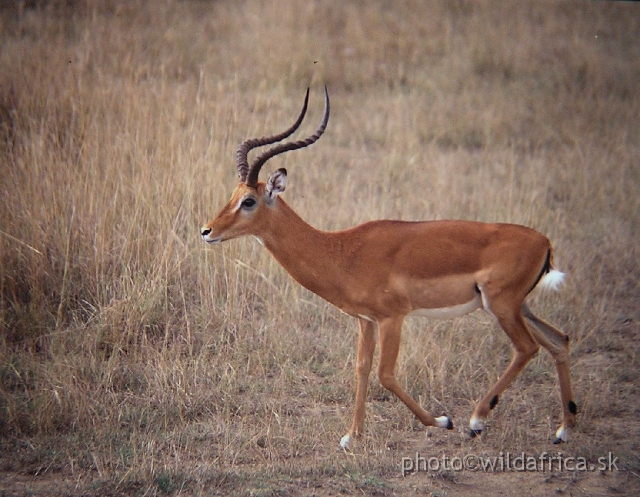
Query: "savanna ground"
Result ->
[[0, 1, 639, 495]]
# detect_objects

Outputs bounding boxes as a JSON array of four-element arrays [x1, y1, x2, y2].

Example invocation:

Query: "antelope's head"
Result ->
[[200, 87, 330, 244]]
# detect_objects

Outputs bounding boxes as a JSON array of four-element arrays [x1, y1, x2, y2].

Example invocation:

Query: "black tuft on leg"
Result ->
[[568, 400, 577, 415], [489, 395, 499, 410]]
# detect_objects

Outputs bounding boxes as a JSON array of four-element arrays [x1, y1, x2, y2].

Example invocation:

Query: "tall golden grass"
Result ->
[[1, 0, 638, 495]]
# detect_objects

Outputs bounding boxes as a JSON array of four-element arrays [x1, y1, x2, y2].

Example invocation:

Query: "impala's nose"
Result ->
[[201, 227, 222, 244]]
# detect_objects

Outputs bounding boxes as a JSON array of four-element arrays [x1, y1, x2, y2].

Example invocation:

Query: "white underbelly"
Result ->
[[408, 294, 482, 319]]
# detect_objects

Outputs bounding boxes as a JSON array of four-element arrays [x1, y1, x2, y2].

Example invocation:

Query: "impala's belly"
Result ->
[[401, 272, 481, 315], [408, 294, 482, 319]]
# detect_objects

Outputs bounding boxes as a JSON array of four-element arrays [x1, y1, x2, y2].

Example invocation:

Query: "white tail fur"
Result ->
[[538, 269, 566, 291]]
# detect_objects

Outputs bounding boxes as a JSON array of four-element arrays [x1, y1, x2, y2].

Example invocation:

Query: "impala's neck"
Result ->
[[255, 198, 345, 304]]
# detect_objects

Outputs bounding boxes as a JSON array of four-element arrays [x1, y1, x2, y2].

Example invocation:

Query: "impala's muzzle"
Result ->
[[200, 228, 221, 244]]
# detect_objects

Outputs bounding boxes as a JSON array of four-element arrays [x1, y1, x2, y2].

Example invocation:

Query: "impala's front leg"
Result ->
[[377, 317, 453, 433], [340, 318, 376, 450]]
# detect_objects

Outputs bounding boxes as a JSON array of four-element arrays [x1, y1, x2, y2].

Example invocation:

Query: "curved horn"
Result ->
[[246, 86, 330, 188], [236, 88, 310, 183]]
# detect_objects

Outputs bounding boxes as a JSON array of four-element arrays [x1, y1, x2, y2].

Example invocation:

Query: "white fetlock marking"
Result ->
[[469, 416, 485, 431], [555, 425, 568, 442], [435, 416, 451, 429], [340, 434, 352, 450]]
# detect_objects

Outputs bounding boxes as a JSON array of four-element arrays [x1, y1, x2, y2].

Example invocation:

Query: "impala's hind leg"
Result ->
[[469, 303, 540, 437], [522, 302, 576, 443]]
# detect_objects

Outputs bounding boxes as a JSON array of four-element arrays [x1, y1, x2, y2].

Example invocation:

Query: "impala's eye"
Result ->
[[241, 197, 257, 209]]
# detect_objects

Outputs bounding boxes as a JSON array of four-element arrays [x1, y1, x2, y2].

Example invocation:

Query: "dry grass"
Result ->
[[0, 0, 639, 495]]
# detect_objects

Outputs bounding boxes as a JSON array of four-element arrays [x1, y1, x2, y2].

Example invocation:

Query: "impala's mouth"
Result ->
[[203, 236, 222, 245]]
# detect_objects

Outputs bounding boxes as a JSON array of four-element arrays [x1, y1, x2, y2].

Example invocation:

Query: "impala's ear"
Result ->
[[265, 168, 287, 203]]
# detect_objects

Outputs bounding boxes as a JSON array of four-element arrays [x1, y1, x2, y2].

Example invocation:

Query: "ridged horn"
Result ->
[[245, 86, 330, 188], [236, 88, 310, 183]]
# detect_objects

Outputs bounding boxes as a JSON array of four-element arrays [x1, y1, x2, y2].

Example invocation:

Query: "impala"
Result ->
[[201, 88, 576, 448]]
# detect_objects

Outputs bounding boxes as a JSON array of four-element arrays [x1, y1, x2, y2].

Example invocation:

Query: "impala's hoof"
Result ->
[[469, 417, 485, 438], [553, 425, 568, 444], [469, 428, 483, 439], [435, 416, 453, 430]]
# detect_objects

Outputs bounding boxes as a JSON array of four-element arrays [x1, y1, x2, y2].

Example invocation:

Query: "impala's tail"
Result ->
[[529, 248, 565, 294], [538, 268, 566, 291]]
